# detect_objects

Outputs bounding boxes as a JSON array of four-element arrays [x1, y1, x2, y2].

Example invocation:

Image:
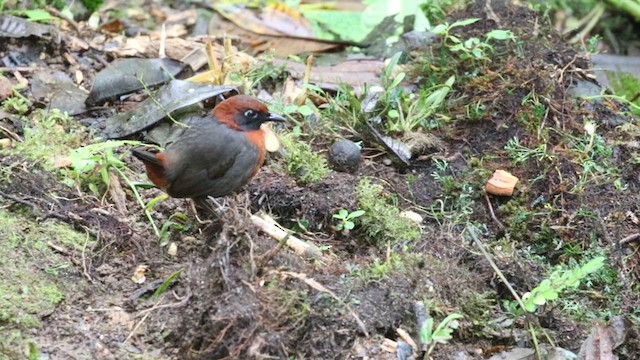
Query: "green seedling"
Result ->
[[419, 312, 464, 358], [431, 18, 515, 61], [378, 52, 456, 133], [1, 87, 30, 115], [504, 137, 552, 165], [152, 268, 183, 300], [521, 256, 605, 313], [158, 213, 191, 247], [503, 256, 605, 315], [333, 209, 365, 231], [65, 140, 166, 237]]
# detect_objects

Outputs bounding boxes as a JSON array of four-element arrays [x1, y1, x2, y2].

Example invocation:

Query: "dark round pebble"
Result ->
[[329, 139, 362, 173]]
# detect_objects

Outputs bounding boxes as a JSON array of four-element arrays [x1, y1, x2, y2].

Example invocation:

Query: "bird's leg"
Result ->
[[189, 199, 212, 224], [189, 196, 228, 224]]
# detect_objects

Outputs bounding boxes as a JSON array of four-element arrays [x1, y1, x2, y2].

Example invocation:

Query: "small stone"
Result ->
[[0, 138, 12, 149], [329, 139, 362, 173], [400, 210, 423, 224], [167, 242, 178, 256]]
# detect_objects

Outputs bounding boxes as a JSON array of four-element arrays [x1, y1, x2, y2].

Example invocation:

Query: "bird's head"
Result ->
[[213, 95, 285, 131]]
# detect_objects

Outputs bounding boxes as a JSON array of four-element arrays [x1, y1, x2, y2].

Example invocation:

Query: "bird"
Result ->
[[131, 95, 285, 199]]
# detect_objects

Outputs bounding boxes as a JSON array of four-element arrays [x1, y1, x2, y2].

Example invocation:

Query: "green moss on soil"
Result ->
[[0, 209, 93, 357]]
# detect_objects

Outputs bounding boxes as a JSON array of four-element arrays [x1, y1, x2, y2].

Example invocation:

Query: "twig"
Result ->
[[46, 6, 81, 33], [251, 213, 322, 259], [619, 233, 640, 245], [467, 226, 542, 360], [0, 124, 23, 142], [81, 227, 94, 283], [0, 67, 39, 72], [484, 192, 505, 230]]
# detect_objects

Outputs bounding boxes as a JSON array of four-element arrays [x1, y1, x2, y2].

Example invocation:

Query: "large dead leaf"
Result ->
[[578, 317, 629, 360], [105, 79, 235, 139], [86, 58, 186, 106], [207, 10, 338, 56], [31, 71, 88, 115], [272, 58, 383, 92], [212, 2, 312, 37], [0, 14, 57, 39]]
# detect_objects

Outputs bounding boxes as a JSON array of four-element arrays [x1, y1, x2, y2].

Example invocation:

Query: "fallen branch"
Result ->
[[619, 233, 640, 245], [251, 213, 322, 259]]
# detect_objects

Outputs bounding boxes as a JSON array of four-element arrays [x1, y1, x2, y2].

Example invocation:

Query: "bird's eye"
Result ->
[[244, 109, 258, 119]]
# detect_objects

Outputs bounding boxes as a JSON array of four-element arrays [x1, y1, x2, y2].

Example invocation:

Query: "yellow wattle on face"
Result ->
[[261, 123, 281, 152]]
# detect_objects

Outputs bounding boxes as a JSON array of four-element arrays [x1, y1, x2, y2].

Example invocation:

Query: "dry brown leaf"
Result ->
[[272, 58, 383, 92], [108, 169, 128, 215], [207, 11, 338, 56], [260, 5, 313, 37]]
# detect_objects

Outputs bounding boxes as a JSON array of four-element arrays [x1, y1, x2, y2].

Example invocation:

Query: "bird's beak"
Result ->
[[267, 112, 286, 123]]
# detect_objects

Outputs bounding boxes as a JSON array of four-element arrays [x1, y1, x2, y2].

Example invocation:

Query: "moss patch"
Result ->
[[0, 209, 92, 355], [356, 178, 421, 245], [279, 132, 330, 185], [6, 109, 85, 169]]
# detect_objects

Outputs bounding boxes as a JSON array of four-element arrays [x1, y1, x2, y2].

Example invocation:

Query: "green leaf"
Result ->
[[19, 9, 57, 22], [345, 221, 355, 230], [145, 194, 168, 211], [419, 317, 435, 343], [486, 29, 514, 40], [388, 109, 399, 119], [390, 72, 406, 89], [349, 210, 366, 218], [99, 167, 109, 187], [297, 105, 314, 116], [152, 268, 183, 300], [448, 35, 461, 44], [582, 257, 605, 273], [525, 301, 537, 312], [450, 18, 480, 28], [431, 24, 448, 34]]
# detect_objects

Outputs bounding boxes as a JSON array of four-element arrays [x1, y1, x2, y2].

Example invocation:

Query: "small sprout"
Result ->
[[419, 312, 464, 357], [333, 209, 365, 232]]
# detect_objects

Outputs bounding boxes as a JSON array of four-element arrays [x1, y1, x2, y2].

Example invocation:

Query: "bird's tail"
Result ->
[[131, 149, 162, 166], [131, 148, 169, 189]]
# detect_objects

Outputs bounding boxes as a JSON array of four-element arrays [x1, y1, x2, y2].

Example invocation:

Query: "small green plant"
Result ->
[[1, 88, 30, 115], [506, 256, 605, 314], [378, 52, 455, 133], [158, 213, 191, 247], [428, 159, 475, 225], [419, 312, 464, 358], [504, 137, 553, 165], [152, 268, 183, 300], [586, 34, 601, 54], [356, 178, 421, 245], [62, 140, 140, 193], [64, 140, 169, 238], [280, 132, 330, 184], [568, 121, 620, 192], [333, 209, 365, 232], [431, 18, 515, 61]]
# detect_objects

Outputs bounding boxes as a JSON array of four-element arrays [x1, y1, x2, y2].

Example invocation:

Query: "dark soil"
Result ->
[[1, 1, 639, 360]]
